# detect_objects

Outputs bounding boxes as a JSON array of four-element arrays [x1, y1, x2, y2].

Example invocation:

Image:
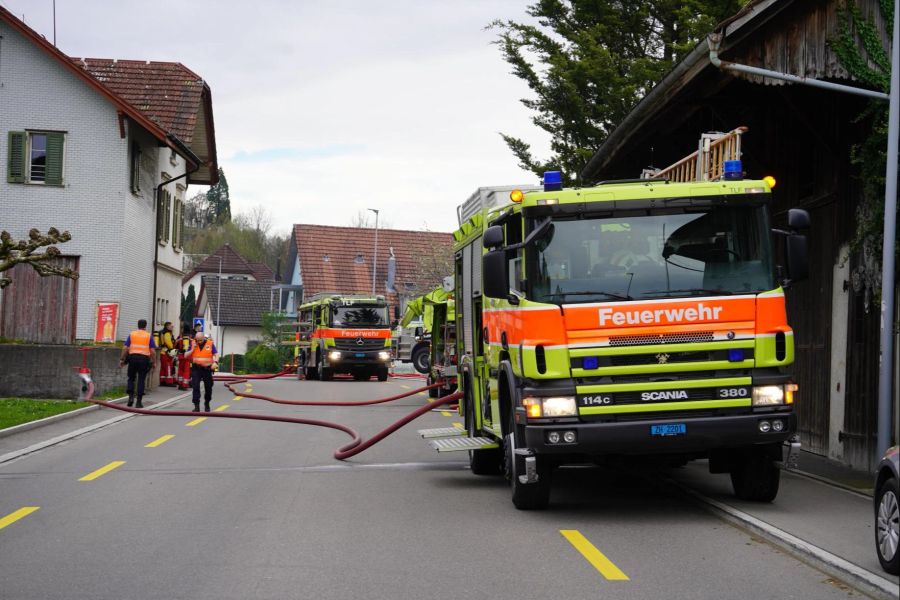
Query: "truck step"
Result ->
[[418, 427, 465, 439], [429, 437, 499, 452]]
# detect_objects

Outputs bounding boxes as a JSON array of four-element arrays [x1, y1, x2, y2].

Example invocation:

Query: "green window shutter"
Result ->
[[7, 131, 26, 183], [157, 190, 165, 241], [164, 191, 171, 242], [44, 132, 65, 185]]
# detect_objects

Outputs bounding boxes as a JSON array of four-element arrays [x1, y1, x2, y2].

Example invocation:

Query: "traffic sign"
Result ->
[[193, 317, 205, 332]]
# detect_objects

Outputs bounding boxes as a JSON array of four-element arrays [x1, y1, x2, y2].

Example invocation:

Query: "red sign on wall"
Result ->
[[94, 302, 119, 343]]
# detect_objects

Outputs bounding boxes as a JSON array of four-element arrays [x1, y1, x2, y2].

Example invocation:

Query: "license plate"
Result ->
[[651, 423, 686, 436], [355, 353, 366, 357]]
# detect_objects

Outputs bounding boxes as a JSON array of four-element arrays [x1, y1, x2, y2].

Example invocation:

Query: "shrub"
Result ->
[[245, 345, 281, 373], [220, 353, 245, 373]]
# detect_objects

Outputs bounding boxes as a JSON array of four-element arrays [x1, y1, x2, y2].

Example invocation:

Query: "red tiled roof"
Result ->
[[293, 225, 454, 299], [248, 262, 275, 282], [182, 244, 255, 284], [71, 58, 203, 144]]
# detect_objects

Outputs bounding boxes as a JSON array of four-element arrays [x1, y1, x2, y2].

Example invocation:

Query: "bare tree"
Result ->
[[0, 228, 78, 288], [234, 204, 273, 237], [348, 210, 392, 229]]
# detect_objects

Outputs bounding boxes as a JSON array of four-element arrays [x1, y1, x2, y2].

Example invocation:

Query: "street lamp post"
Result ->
[[369, 208, 380, 294]]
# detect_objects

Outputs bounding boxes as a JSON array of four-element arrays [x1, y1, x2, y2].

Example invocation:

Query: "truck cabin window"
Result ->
[[332, 306, 388, 327], [528, 204, 774, 303]]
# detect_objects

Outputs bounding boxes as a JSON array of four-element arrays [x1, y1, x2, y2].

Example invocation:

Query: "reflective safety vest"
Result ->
[[191, 341, 214, 367], [128, 329, 152, 356]]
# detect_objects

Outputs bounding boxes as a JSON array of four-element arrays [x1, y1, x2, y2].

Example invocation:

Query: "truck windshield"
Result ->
[[332, 306, 388, 328], [527, 204, 774, 304]]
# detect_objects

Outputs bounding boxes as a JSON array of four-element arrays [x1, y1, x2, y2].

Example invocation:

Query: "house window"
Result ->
[[130, 143, 142, 193], [156, 190, 172, 244], [172, 196, 183, 250], [7, 130, 65, 185]]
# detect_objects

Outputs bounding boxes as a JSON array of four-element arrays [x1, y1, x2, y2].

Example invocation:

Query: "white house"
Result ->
[[0, 7, 217, 343], [195, 275, 274, 358]]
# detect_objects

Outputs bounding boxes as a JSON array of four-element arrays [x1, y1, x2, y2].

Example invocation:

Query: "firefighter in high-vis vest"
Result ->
[[119, 319, 157, 408], [187, 331, 219, 412], [157, 321, 176, 386], [174, 323, 193, 390]]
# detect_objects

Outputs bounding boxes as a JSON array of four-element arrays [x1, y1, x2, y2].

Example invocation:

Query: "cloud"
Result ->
[[229, 145, 365, 163]]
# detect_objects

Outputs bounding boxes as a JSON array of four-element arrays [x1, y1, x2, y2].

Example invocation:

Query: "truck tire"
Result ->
[[427, 374, 439, 398], [411, 344, 430, 374], [465, 386, 502, 475], [305, 353, 318, 380], [730, 449, 780, 502], [319, 355, 333, 381], [504, 410, 550, 509], [377, 367, 389, 382]]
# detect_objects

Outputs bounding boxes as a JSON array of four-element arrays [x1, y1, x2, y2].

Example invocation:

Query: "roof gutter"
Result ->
[[707, 32, 889, 101]]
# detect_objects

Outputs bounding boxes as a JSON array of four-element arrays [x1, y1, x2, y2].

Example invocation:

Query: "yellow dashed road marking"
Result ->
[[214, 404, 229, 412], [560, 530, 629, 581], [186, 417, 207, 427], [233, 396, 243, 401], [452, 422, 463, 429], [145, 434, 175, 448], [400, 384, 411, 389], [0, 507, 39, 531], [79, 461, 126, 482], [440, 411, 452, 417]]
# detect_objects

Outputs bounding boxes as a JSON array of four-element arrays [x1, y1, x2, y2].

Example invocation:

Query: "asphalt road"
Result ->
[[0, 376, 873, 599]]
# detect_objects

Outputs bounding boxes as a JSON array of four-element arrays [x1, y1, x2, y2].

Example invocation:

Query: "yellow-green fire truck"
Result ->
[[296, 293, 392, 382], [423, 129, 810, 509]]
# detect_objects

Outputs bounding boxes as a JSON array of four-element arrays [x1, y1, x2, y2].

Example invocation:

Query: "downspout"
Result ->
[[709, 17, 899, 457], [707, 33, 889, 101], [150, 134, 203, 330]]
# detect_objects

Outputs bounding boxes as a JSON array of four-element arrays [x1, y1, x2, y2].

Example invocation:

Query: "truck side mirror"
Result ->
[[483, 249, 508, 298], [788, 208, 810, 230], [785, 234, 809, 284], [484, 225, 505, 250], [393, 305, 400, 320]]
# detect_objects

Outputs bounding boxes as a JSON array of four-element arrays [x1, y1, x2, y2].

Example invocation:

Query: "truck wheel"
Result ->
[[465, 386, 501, 475], [319, 355, 333, 381], [377, 367, 389, 382], [875, 476, 900, 575], [305, 354, 318, 381], [411, 344, 430, 374], [504, 410, 550, 509], [427, 374, 439, 398], [730, 449, 780, 502]]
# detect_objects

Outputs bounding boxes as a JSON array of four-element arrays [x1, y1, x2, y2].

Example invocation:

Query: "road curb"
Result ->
[[669, 478, 899, 600], [0, 392, 191, 466], [0, 395, 131, 439]]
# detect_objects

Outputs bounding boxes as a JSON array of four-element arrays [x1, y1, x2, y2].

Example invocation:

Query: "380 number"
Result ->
[[717, 387, 749, 398]]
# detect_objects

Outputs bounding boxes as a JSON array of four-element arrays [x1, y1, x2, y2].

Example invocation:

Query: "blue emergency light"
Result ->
[[543, 170, 563, 191], [723, 160, 743, 180], [727, 348, 745, 362], [582, 356, 599, 370]]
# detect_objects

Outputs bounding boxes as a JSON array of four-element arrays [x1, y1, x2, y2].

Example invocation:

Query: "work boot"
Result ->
[[204, 402, 210, 412], [127, 395, 134, 407], [192, 402, 200, 412], [135, 398, 144, 409]]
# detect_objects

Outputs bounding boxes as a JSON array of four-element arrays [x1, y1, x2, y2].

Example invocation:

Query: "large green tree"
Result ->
[[492, 0, 743, 183], [205, 167, 231, 225]]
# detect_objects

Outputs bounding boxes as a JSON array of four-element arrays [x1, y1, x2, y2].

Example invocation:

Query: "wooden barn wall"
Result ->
[[590, 77, 881, 460], [0, 257, 79, 344]]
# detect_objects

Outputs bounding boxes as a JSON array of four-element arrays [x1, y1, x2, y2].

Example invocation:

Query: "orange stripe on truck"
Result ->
[[312, 328, 391, 339]]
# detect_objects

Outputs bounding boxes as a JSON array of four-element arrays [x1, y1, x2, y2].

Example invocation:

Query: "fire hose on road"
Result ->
[[78, 369, 460, 460]]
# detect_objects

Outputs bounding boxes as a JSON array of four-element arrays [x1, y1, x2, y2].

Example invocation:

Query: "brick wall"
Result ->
[[0, 345, 126, 399]]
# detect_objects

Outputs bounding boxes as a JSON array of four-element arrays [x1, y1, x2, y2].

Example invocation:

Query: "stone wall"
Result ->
[[0, 345, 127, 399]]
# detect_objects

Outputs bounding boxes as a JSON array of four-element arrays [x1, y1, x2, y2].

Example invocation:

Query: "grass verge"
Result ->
[[0, 386, 127, 429]]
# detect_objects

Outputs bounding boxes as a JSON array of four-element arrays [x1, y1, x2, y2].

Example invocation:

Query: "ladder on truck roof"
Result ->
[[642, 126, 747, 183]]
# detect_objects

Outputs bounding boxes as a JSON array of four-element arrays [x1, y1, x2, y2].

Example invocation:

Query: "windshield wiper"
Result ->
[[549, 290, 634, 301], [641, 288, 736, 297]]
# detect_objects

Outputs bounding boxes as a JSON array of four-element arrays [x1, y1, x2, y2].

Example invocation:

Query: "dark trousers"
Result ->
[[191, 366, 214, 404], [126, 355, 151, 399]]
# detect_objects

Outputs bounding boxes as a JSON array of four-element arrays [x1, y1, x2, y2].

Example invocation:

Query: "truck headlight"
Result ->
[[378, 351, 390, 361], [523, 396, 577, 418], [752, 385, 784, 406], [328, 351, 342, 361]]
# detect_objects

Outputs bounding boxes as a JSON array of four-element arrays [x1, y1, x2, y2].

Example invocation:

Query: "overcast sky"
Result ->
[[3, 0, 551, 234]]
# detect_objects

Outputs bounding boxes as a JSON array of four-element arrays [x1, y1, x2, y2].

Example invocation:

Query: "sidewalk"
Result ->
[[0, 385, 191, 464], [663, 452, 899, 599]]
